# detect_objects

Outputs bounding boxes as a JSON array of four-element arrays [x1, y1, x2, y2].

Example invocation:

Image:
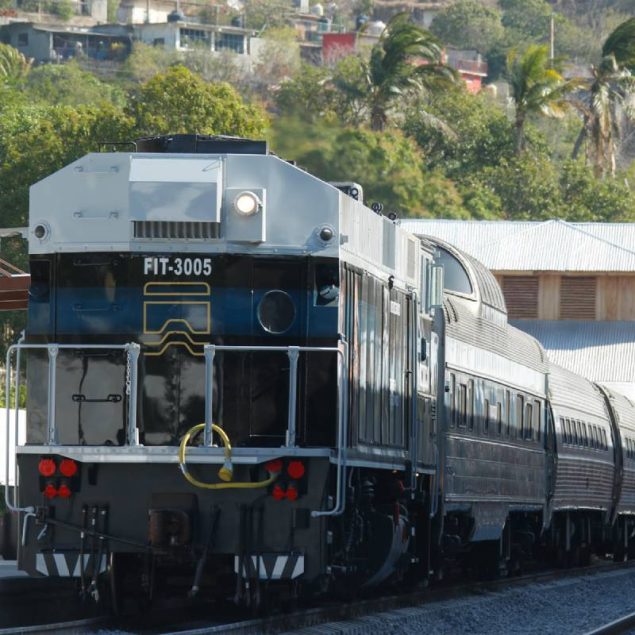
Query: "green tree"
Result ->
[[573, 17, 635, 177], [559, 160, 635, 220], [243, 0, 288, 30], [500, 0, 552, 41], [403, 86, 517, 175], [334, 13, 458, 131], [127, 65, 268, 137], [0, 103, 134, 230], [481, 154, 564, 219], [251, 27, 301, 100], [0, 44, 32, 86], [507, 44, 579, 152], [271, 118, 467, 217], [25, 61, 125, 107], [430, 0, 504, 54], [275, 64, 340, 122], [120, 42, 180, 85]]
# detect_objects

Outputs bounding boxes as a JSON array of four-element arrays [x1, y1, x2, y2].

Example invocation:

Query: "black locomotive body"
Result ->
[[11, 135, 442, 605], [8, 134, 635, 609]]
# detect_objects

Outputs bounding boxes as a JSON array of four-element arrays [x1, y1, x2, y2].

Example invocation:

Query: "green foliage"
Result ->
[[481, 154, 564, 219], [574, 18, 635, 177], [275, 63, 340, 121], [404, 87, 516, 175], [602, 16, 635, 70], [25, 61, 125, 107], [0, 383, 27, 409], [243, 0, 289, 30], [559, 160, 635, 221], [0, 103, 135, 228], [335, 14, 458, 131], [52, 0, 74, 20], [271, 118, 469, 217], [430, 0, 504, 54], [507, 44, 579, 152], [499, 0, 552, 41], [127, 65, 268, 137], [107, 0, 118, 22], [0, 44, 32, 86], [120, 42, 180, 85]]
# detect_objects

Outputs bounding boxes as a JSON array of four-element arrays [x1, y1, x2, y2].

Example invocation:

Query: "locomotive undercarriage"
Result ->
[[18, 454, 436, 611]]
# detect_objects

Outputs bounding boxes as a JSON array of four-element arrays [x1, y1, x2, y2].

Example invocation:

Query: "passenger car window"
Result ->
[[483, 399, 490, 435], [524, 402, 533, 440], [516, 395, 524, 439], [534, 401, 541, 441]]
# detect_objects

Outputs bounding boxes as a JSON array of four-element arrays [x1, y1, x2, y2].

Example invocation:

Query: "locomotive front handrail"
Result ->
[[5, 340, 348, 518], [4, 341, 138, 513], [202, 342, 349, 517]]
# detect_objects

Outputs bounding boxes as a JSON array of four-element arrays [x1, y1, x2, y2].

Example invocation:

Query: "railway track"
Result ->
[[2, 559, 635, 635], [585, 612, 635, 635]]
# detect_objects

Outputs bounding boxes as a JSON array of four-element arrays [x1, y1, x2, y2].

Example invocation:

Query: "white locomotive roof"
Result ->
[[401, 219, 635, 273], [514, 320, 635, 386]]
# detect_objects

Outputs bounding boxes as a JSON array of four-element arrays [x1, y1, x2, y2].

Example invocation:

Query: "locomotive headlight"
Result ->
[[233, 191, 261, 216]]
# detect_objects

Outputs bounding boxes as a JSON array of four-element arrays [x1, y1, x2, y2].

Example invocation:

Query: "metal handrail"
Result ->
[[4, 341, 138, 513], [4, 339, 349, 518], [202, 342, 348, 517]]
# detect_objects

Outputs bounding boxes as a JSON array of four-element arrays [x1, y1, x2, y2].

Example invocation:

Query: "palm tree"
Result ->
[[507, 44, 580, 154], [0, 44, 32, 86], [334, 14, 458, 132], [572, 18, 635, 178]]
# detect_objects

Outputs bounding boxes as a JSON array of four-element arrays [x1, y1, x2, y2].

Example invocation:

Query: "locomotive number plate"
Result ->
[[143, 256, 213, 277]]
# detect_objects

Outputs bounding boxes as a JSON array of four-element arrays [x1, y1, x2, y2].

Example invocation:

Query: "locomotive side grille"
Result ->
[[133, 221, 221, 240]]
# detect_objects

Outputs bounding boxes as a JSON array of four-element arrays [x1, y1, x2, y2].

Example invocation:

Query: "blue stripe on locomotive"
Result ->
[[28, 287, 338, 339]]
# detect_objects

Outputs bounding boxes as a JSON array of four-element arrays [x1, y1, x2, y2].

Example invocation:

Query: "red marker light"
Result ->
[[43, 484, 57, 499], [38, 458, 56, 477], [59, 459, 78, 478], [57, 484, 72, 499], [265, 459, 283, 474], [286, 485, 299, 502], [287, 460, 305, 480], [272, 484, 286, 500]]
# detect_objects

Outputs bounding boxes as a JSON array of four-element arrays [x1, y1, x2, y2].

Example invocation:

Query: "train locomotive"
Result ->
[[6, 134, 635, 609]]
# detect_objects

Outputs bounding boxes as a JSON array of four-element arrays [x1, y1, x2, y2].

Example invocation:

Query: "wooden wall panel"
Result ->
[[538, 274, 559, 320], [617, 276, 635, 320], [597, 277, 618, 320]]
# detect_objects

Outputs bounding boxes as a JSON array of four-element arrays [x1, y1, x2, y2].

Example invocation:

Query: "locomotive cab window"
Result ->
[[533, 401, 541, 441]]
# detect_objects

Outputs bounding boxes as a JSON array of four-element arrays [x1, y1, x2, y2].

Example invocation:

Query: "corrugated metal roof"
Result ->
[[401, 219, 635, 272], [512, 320, 635, 383]]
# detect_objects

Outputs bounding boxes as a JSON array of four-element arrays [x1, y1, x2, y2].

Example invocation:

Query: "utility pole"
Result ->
[[550, 13, 555, 60]]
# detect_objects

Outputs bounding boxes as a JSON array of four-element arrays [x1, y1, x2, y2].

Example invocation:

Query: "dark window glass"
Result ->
[[524, 402, 533, 440], [435, 247, 473, 295], [458, 383, 467, 428], [450, 373, 456, 428], [505, 390, 511, 437], [484, 399, 490, 435], [534, 401, 541, 441], [496, 402, 502, 435], [216, 32, 245, 53], [516, 395, 524, 439]]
